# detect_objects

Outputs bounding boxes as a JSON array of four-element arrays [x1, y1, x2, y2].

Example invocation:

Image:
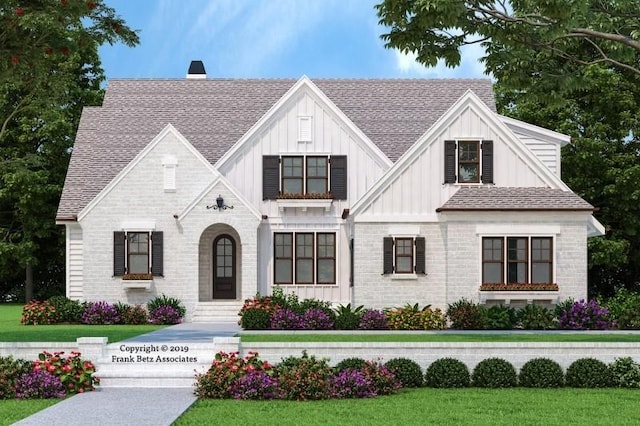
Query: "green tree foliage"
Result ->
[[376, 1, 640, 295], [0, 1, 138, 300]]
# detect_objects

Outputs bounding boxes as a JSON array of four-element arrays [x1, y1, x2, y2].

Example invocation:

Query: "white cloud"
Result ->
[[394, 43, 489, 78]]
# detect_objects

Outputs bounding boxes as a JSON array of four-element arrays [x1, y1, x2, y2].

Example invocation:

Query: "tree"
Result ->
[[376, 0, 640, 92], [0, 1, 138, 301]]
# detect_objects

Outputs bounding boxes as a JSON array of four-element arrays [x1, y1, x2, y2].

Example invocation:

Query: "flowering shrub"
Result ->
[[118, 304, 148, 325], [149, 305, 182, 325], [358, 309, 389, 329], [34, 351, 99, 394], [270, 308, 303, 329], [81, 301, 120, 325], [48, 296, 84, 323], [447, 298, 486, 329], [230, 370, 282, 400], [21, 300, 57, 325], [147, 294, 186, 318], [359, 361, 402, 395], [302, 308, 334, 330], [15, 371, 66, 399], [0, 356, 32, 399], [602, 289, 640, 329], [609, 357, 640, 388], [480, 283, 559, 291], [239, 294, 280, 329], [275, 351, 334, 400], [385, 303, 446, 330], [328, 368, 376, 398], [194, 351, 273, 399], [557, 299, 612, 330]]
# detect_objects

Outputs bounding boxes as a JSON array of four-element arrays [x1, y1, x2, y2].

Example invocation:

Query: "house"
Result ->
[[55, 61, 605, 321]]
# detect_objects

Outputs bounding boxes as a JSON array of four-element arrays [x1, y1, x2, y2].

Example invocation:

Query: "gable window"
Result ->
[[274, 232, 336, 285], [113, 231, 163, 277], [383, 236, 426, 275], [444, 140, 493, 184], [262, 155, 347, 200], [482, 236, 553, 284]]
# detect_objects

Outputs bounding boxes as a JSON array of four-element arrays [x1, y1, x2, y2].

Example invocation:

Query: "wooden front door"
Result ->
[[213, 234, 236, 299]]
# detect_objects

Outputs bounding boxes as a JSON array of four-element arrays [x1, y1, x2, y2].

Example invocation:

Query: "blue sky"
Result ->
[[99, 0, 487, 79]]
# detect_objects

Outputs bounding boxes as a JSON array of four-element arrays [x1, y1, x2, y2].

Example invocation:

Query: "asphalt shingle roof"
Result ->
[[56, 78, 496, 219], [436, 187, 595, 211]]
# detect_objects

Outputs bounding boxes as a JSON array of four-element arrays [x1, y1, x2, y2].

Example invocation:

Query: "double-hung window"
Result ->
[[281, 156, 328, 195], [274, 232, 336, 284], [444, 140, 493, 184], [128, 232, 150, 274], [383, 236, 426, 275], [482, 236, 553, 284], [113, 231, 163, 277]]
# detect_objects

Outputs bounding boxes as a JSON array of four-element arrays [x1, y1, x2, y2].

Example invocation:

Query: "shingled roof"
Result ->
[[56, 78, 495, 220], [436, 187, 595, 212]]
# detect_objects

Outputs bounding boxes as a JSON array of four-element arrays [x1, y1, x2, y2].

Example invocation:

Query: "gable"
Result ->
[[351, 91, 571, 221]]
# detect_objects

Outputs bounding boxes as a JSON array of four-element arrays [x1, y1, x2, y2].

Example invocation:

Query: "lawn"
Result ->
[[175, 388, 640, 425], [0, 304, 166, 342], [0, 399, 59, 426], [239, 332, 640, 343]]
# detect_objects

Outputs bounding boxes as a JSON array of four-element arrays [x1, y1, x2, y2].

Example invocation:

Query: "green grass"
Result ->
[[0, 304, 166, 343], [239, 332, 640, 343], [0, 399, 59, 426], [175, 388, 640, 425]]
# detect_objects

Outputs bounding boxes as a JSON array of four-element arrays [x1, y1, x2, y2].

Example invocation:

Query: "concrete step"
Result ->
[[191, 301, 243, 323]]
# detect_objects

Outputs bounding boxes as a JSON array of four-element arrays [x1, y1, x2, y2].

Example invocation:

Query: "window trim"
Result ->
[[281, 156, 304, 195], [306, 156, 329, 194], [127, 232, 150, 275], [274, 231, 337, 285], [316, 232, 336, 284], [458, 140, 480, 183], [394, 237, 414, 274], [295, 233, 314, 284], [481, 236, 555, 285]]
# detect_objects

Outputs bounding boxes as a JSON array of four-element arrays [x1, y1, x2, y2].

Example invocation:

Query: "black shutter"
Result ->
[[481, 140, 493, 184], [383, 237, 394, 274], [415, 237, 426, 274], [330, 155, 347, 200], [151, 231, 163, 277], [444, 140, 456, 183], [349, 238, 354, 287], [113, 231, 126, 276], [262, 156, 280, 200]]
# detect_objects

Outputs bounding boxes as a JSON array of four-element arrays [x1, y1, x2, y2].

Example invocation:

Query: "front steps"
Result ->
[[191, 301, 243, 323]]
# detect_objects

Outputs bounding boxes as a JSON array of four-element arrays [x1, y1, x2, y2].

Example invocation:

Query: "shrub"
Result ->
[[482, 305, 517, 330], [518, 358, 564, 388], [334, 304, 364, 330], [609, 357, 640, 388], [447, 298, 485, 329], [424, 358, 470, 388], [384, 358, 424, 388], [471, 358, 517, 388], [120, 304, 148, 325], [21, 300, 57, 325], [517, 304, 556, 330], [15, 371, 66, 399], [554, 298, 575, 318], [81, 301, 120, 325], [240, 308, 271, 330], [48, 296, 84, 323], [602, 289, 640, 329], [358, 309, 389, 329], [565, 358, 613, 388], [34, 351, 99, 394], [274, 351, 334, 400], [195, 351, 273, 399], [230, 370, 282, 400], [0, 356, 32, 399], [298, 298, 334, 317], [270, 308, 303, 329], [329, 368, 376, 398], [359, 361, 402, 395], [302, 308, 334, 330], [147, 294, 186, 318], [557, 299, 612, 330], [270, 287, 300, 312], [385, 303, 446, 330], [334, 357, 368, 372], [149, 305, 182, 325]]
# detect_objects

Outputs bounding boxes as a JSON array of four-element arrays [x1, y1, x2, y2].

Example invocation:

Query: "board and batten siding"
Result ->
[[66, 223, 83, 300], [357, 104, 551, 220]]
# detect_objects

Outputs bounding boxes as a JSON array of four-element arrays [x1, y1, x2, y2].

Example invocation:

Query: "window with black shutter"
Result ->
[[481, 140, 493, 184], [383, 236, 426, 275], [330, 155, 347, 200], [113, 231, 126, 276], [444, 140, 493, 184], [113, 230, 163, 278], [151, 231, 163, 276]]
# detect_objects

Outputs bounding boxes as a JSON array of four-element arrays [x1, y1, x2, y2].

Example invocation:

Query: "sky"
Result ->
[[99, 0, 487, 80]]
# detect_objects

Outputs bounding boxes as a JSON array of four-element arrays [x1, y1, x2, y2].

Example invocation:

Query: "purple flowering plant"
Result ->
[[230, 370, 282, 400], [15, 370, 66, 399], [148, 305, 182, 325], [329, 368, 377, 398], [558, 299, 613, 330], [81, 301, 120, 325], [270, 308, 303, 329], [302, 308, 334, 330], [358, 309, 389, 330]]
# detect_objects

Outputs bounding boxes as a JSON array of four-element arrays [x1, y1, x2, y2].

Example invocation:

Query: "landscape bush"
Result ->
[[117, 304, 148, 325], [565, 358, 613, 388], [274, 351, 334, 400], [21, 300, 57, 325], [239, 308, 271, 330], [482, 305, 517, 330], [358, 361, 402, 395], [302, 308, 334, 330], [358, 309, 389, 329], [385, 303, 446, 330], [609, 357, 640, 388], [48, 296, 84, 323], [424, 358, 470, 388], [147, 294, 186, 319], [557, 299, 612, 330], [384, 357, 424, 388], [334, 357, 368, 372], [471, 358, 517, 388], [148, 305, 182, 325], [518, 358, 564, 388], [0, 356, 32, 399], [517, 304, 556, 329], [81, 301, 120, 325], [270, 308, 303, 329], [14, 370, 66, 399], [602, 289, 640, 329], [333, 304, 364, 330], [229, 370, 282, 400], [328, 368, 377, 398], [34, 351, 100, 395], [447, 298, 485, 329]]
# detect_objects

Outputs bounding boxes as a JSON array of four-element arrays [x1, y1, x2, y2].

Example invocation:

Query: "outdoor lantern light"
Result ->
[[207, 194, 233, 211]]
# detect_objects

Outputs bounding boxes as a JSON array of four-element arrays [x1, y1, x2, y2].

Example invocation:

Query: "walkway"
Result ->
[[14, 321, 241, 426]]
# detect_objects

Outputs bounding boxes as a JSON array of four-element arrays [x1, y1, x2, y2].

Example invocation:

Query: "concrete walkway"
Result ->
[[15, 322, 241, 426]]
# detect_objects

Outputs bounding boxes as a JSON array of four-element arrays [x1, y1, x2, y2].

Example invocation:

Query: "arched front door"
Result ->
[[213, 234, 236, 299]]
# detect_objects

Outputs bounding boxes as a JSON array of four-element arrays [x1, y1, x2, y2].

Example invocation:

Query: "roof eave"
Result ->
[[435, 207, 595, 212]]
